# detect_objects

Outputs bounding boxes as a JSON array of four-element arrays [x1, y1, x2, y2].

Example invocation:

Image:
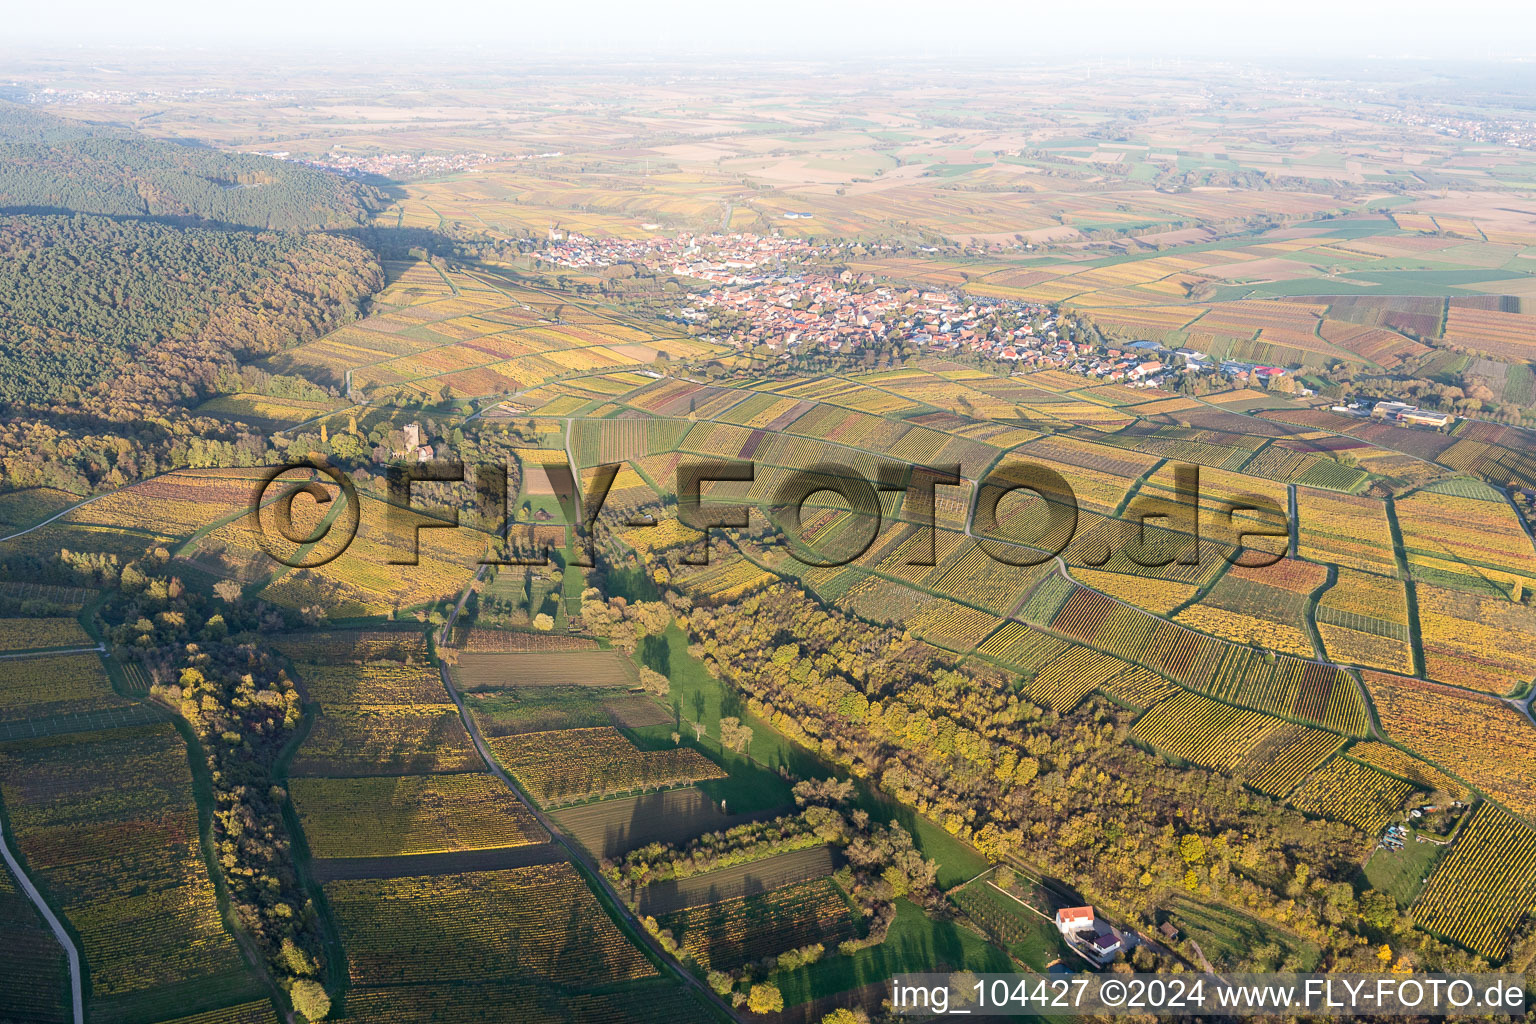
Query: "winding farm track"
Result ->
[[0, 826, 84, 1024], [0, 462, 304, 547], [436, 569, 739, 1024], [0, 488, 121, 544]]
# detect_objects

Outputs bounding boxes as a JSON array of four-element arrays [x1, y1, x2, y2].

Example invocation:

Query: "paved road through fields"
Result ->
[[0, 825, 84, 1024]]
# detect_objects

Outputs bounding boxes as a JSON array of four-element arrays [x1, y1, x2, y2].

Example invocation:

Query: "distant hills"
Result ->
[[0, 103, 382, 230]]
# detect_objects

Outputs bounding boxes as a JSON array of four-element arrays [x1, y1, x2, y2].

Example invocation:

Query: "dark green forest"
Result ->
[[0, 103, 382, 230], [0, 214, 381, 405], [0, 106, 389, 496]]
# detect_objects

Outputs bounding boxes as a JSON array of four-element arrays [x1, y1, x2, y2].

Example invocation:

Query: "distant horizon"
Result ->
[[4, 48, 1536, 65], [7, 0, 1536, 61]]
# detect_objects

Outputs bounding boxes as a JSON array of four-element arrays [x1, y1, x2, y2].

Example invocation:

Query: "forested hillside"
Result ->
[[0, 103, 382, 230], [0, 107, 387, 498], [0, 214, 381, 405], [0, 213, 381, 494]]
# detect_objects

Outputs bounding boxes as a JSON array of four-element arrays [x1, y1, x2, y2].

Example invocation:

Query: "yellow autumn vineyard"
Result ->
[[1289, 757, 1414, 833], [1415, 804, 1536, 960], [0, 725, 245, 1003], [488, 727, 725, 807], [0, 615, 90, 651], [1347, 742, 1469, 801], [326, 865, 657, 987], [290, 773, 547, 858]]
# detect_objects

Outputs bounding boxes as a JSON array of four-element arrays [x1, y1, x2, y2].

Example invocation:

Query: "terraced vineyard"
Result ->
[[1414, 584, 1536, 695], [326, 864, 657, 987], [0, 615, 91, 651], [636, 845, 838, 916], [1347, 742, 1469, 801], [1316, 570, 1414, 674], [657, 877, 857, 972], [487, 726, 726, 806], [1134, 693, 1267, 768], [337, 980, 713, 1024], [1415, 804, 1536, 959], [1288, 758, 1414, 833], [1363, 672, 1536, 821], [290, 773, 547, 857], [0, 652, 133, 723], [1244, 728, 1348, 799], [283, 634, 483, 777], [553, 787, 742, 860], [0, 861, 72, 1024], [1046, 584, 1368, 734], [149, 1001, 281, 1024], [1173, 559, 1324, 659], [454, 649, 639, 689], [0, 724, 253, 1015], [1396, 487, 1536, 600]]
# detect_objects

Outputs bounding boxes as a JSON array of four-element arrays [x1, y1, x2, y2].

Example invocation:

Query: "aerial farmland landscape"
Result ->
[[3, 3, 1536, 1022]]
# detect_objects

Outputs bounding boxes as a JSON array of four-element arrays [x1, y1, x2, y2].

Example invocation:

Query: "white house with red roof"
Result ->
[[1056, 906, 1095, 935], [1055, 905, 1125, 964]]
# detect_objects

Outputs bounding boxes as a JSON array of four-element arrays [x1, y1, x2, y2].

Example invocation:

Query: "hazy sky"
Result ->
[[8, 0, 1536, 59]]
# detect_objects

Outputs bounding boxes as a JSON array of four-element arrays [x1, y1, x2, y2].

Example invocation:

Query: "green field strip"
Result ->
[[1385, 496, 1428, 679], [1301, 562, 1335, 662]]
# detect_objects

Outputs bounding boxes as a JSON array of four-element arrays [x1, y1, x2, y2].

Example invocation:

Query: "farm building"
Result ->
[[1399, 408, 1454, 428], [1089, 931, 1124, 960], [1055, 905, 1125, 964]]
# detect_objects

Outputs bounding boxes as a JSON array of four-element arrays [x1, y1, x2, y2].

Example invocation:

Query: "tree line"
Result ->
[[631, 555, 1503, 973]]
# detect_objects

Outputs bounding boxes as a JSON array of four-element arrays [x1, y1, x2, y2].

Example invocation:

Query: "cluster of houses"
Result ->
[[682, 278, 1062, 358], [537, 231, 1325, 388], [1383, 109, 1536, 149], [541, 231, 1077, 359], [686, 277, 902, 351], [544, 230, 1069, 359], [1029, 341, 1305, 393], [998, 342, 1168, 382], [539, 231, 814, 283], [273, 150, 497, 180]]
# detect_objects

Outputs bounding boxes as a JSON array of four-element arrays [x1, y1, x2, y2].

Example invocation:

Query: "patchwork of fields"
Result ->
[[0, 159, 1533, 1013], [260, 260, 720, 401], [7, 346, 1536, 1000], [10, 55, 1536, 1023], [271, 628, 715, 1020], [0, 709, 268, 1024]]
